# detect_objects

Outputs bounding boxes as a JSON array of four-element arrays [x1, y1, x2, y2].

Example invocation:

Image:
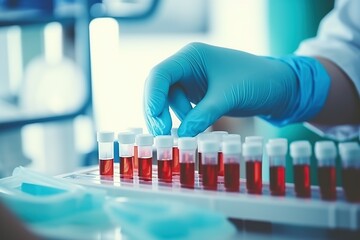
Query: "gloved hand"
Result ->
[[144, 42, 330, 137]]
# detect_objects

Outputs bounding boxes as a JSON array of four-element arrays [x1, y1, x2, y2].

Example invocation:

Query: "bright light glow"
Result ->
[[44, 22, 63, 64], [7, 26, 22, 94]]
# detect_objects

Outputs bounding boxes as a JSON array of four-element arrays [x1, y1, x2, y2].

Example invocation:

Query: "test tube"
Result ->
[[338, 142, 360, 202], [223, 141, 241, 192], [118, 131, 135, 179], [211, 131, 228, 176], [127, 127, 143, 171], [178, 137, 197, 188], [290, 141, 311, 198], [197, 132, 213, 175], [171, 128, 180, 175], [223, 134, 241, 143], [200, 140, 219, 190], [135, 134, 154, 181], [245, 136, 263, 144], [266, 141, 287, 196], [97, 131, 114, 176], [155, 135, 174, 183], [314, 141, 337, 201], [243, 142, 263, 194]]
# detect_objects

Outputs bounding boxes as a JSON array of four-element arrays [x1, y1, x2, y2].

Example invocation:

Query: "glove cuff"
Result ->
[[263, 55, 331, 126]]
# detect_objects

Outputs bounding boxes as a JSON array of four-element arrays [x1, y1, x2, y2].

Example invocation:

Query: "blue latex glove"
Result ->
[[144, 42, 330, 137]]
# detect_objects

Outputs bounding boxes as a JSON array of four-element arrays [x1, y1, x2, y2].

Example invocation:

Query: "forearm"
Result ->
[[309, 57, 360, 125]]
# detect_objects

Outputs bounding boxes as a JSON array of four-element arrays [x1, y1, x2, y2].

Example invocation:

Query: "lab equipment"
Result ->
[[338, 142, 360, 202], [178, 137, 197, 188], [222, 141, 241, 192], [97, 131, 115, 176], [290, 141, 311, 198], [266, 141, 287, 196], [315, 141, 337, 201], [211, 131, 228, 177], [135, 134, 154, 181], [197, 132, 213, 175], [118, 131, 135, 180], [245, 136, 263, 143], [243, 142, 263, 194], [171, 128, 180, 175], [223, 134, 241, 143], [127, 127, 143, 171], [200, 140, 219, 190], [155, 135, 174, 183]]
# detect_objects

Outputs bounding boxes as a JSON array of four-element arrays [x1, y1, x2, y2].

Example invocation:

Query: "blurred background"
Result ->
[[0, 0, 335, 183]]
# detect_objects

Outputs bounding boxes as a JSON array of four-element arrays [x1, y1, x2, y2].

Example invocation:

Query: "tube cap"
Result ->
[[245, 136, 263, 144], [211, 131, 228, 142], [223, 141, 242, 154], [127, 127, 143, 135], [266, 141, 288, 156], [118, 132, 135, 144], [223, 134, 241, 143], [178, 137, 197, 150], [199, 140, 219, 153], [135, 134, 154, 146], [155, 135, 174, 148], [242, 142, 263, 156], [290, 141, 311, 158], [268, 138, 288, 145], [338, 142, 360, 161], [315, 141, 337, 160], [97, 131, 114, 142]]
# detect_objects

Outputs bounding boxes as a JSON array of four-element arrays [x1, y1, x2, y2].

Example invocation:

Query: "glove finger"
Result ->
[[168, 85, 193, 122], [144, 99, 172, 136], [178, 94, 229, 137]]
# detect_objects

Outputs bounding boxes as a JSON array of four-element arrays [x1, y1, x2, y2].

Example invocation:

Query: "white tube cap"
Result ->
[[223, 141, 242, 154], [315, 141, 337, 160], [199, 140, 219, 153], [268, 138, 288, 145], [135, 134, 154, 146], [211, 131, 228, 142], [338, 142, 360, 161], [155, 135, 174, 148], [223, 134, 241, 143], [118, 131, 135, 144], [178, 137, 197, 150], [97, 131, 114, 142], [127, 127, 143, 135], [242, 142, 263, 156], [266, 141, 288, 156], [245, 136, 263, 144], [290, 141, 311, 158]]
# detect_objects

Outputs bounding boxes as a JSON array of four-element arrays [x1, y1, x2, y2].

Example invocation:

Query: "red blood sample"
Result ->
[[218, 152, 224, 176], [158, 159, 172, 183], [120, 156, 133, 179], [270, 165, 285, 196], [138, 157, 152, 181], [198, 152, 203, 174], [202, 164, 218, 190], [99, 159, 114, 176], [133, 145, 139, 170], [172, 147, 180, 175], [224, 162, 240, 192], [180, 162, 195, 188], [317, 166, 336, 200], [246, 160, 262, 194], [342, 167, 360, 202], [294, 164, 311, 198]]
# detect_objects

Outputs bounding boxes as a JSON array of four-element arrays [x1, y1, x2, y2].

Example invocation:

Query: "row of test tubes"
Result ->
[[97, 130, 360, 202]]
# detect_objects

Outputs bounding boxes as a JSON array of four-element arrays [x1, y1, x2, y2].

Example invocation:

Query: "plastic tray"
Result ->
[[59, 164, 360, 230]]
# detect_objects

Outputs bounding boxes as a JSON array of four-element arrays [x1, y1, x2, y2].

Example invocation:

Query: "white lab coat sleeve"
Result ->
[[295, 0, 360, 142]]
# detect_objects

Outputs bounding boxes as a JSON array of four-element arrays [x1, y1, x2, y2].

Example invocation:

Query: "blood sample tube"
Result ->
[[266, 141, 287, 196], [197, 132, 214, 175], [135, 134, 154, 181], [171, 128, 180, 175], [290, 141, 311, 198], [243, 142, 263, 194], [211, 131, 228, 176], [178, 137, 197, 188], [223, 141, 241, 192], [339, 142, 360, 202], [97, 131, 114, 176], [155, 135, 174, 183], [127, 127, 143, 171], [314, 141, 337, 201], [200, 140, 219, 190], [118, 131, 135, 179]]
